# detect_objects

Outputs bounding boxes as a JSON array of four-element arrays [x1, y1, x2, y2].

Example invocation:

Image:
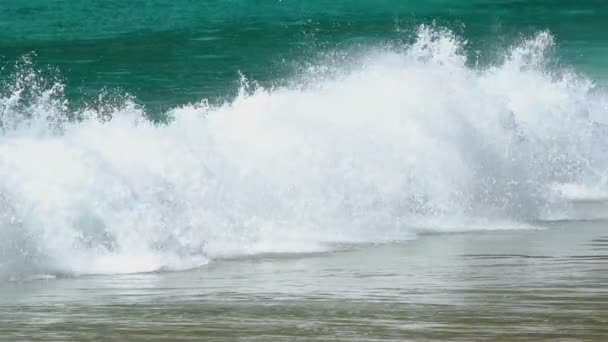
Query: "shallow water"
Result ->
[[2, 214, 607, 341]]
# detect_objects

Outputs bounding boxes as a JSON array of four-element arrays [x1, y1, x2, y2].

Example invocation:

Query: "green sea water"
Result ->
[[2, 0, 608, 112]]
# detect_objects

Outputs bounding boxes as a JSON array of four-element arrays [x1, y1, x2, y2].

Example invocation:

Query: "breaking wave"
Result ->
[[1, 26, 607, 278]]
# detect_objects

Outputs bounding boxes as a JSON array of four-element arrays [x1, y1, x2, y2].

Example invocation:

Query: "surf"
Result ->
[[0, 25, 606, 279]]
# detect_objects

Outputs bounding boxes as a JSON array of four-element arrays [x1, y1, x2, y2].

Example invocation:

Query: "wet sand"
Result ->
[[1, 217, 607, 341]]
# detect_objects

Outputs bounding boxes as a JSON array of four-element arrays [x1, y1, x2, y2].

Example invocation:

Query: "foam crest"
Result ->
[[0, 27, 606, 277]]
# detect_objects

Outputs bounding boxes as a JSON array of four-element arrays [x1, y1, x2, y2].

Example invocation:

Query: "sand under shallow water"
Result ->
[[1, 209, 607, 341]]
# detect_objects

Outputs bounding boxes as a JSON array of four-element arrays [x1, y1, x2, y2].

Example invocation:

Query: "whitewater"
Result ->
[[1, 26, 607, 279]]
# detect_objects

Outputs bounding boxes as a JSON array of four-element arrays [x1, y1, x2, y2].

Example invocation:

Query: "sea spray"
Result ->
[[0, 26, 606, 278]]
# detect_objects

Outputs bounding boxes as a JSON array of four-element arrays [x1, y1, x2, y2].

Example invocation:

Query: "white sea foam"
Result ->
[[1, 26, 607, 277], [550, 183, 608, 201]]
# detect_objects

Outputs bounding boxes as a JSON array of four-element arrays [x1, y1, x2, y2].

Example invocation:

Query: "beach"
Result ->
[[1, 1, 608, 340]]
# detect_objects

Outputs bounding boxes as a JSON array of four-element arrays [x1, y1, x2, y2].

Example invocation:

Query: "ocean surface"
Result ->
[[1, 1, 608, 340]]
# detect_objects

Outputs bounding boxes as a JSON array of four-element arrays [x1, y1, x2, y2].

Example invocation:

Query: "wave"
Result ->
[[1, 25, 607, 278]]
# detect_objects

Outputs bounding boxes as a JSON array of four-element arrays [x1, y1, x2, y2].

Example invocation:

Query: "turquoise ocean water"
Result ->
[[2, 1, 608, 112]]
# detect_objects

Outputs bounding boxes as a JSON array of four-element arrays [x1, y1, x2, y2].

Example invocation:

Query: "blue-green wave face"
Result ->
[[1, 1, 608, 277], [2, 0, 608, 110]]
